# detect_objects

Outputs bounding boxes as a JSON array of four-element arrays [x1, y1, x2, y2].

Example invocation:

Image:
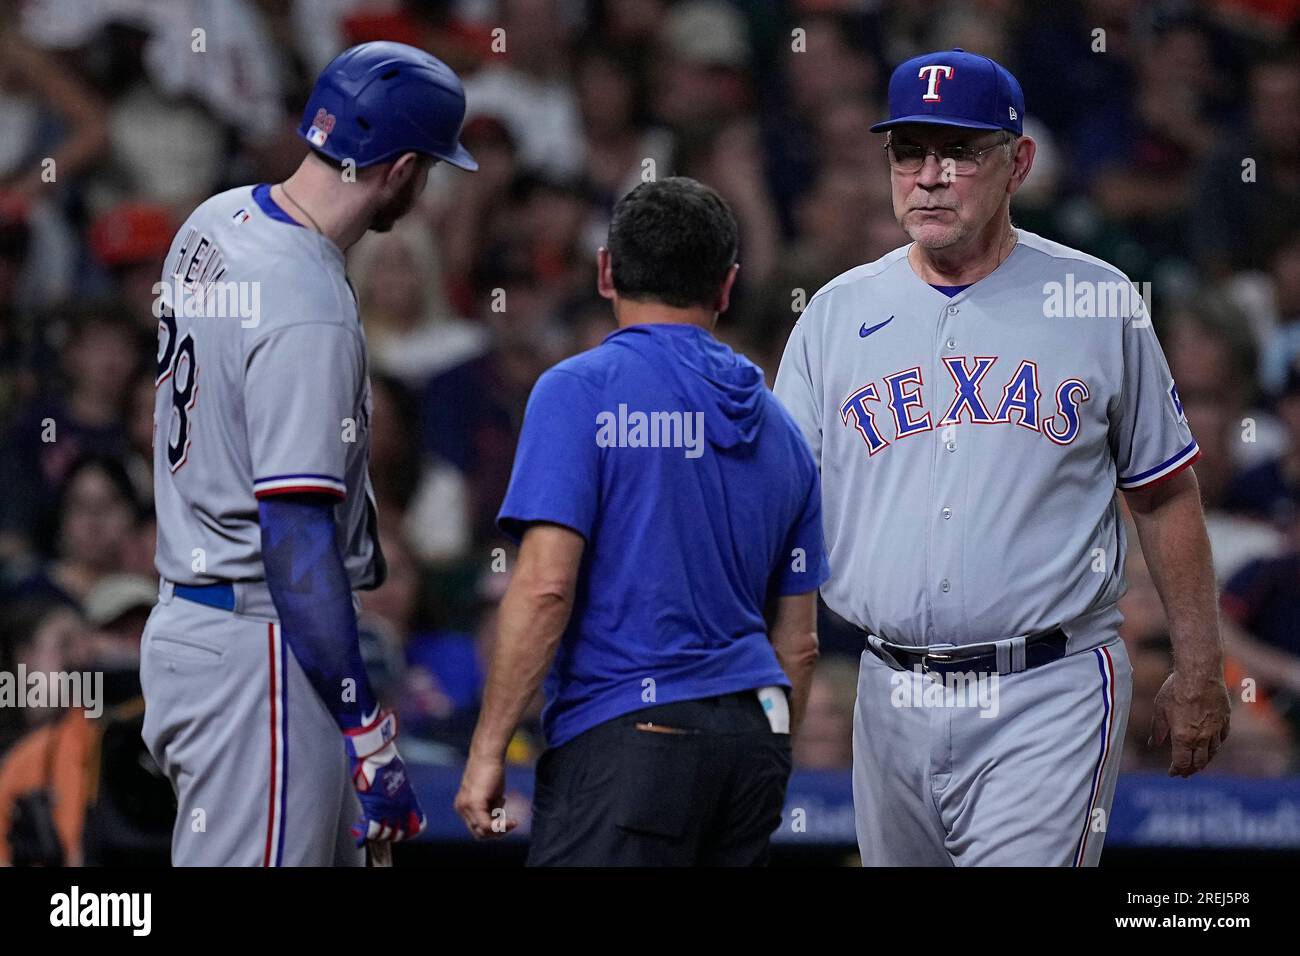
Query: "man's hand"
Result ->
[[455, 522, 582, 840], [1126, 468, 1231, 778], [345, 710, 426, 844], [454, 753, 515, 839], [1149, 670, 1231, 777]]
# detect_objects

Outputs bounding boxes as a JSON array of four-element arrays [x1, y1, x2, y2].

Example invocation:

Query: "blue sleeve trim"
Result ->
[[255, 472, 344, 482], [1117, 439, 1199, 488]]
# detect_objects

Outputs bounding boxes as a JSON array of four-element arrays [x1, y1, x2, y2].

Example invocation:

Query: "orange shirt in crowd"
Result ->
[[0, 712, 98, 866]]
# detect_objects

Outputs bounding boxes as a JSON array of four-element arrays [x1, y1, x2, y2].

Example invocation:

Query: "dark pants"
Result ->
[[526, 691, 792, 867]]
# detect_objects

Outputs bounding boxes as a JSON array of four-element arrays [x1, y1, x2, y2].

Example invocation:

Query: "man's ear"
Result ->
[[1006, 136, 1036, 196], [385, 152, 420, 190], [596, 247, 616, 301], [715, 263, 741, 314]]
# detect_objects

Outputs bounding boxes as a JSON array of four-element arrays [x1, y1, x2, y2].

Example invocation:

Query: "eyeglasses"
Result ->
[[884, 134, 1011, 175]]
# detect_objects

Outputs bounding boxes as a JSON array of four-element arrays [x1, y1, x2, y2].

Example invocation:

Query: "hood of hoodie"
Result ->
[[604, 324, 767, 450]]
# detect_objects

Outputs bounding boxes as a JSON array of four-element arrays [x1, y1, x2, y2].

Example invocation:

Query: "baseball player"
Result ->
[[773, 49, 1232, 866], [140, 42, 477, 866]]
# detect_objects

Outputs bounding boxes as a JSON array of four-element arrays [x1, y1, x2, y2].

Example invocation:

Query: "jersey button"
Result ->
[[945, 440, 956, 452], [940, 579, 951, 592], [947, 306, 959, 315], [941, 507, 952, 519], [945, 337, 956, 350]]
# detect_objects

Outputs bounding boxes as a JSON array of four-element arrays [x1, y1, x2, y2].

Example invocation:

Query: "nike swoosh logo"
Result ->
[[859, 316, 894, 338]]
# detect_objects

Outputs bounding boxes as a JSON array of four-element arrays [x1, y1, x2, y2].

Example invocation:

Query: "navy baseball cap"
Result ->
[[870, 48, 1025, 135]]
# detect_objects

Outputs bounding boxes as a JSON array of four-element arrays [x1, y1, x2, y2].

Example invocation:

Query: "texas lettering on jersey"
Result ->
[[840, 356, 1090, 454]]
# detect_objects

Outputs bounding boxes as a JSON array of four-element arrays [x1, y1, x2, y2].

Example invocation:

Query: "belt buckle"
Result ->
[[920, 643, 958, 675]]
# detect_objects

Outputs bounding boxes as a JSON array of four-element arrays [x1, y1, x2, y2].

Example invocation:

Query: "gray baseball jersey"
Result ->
[[152, 183, 382, 589], [774, 229, 1193, 866], [773, 229, 1197, 651], [144, 183, 378, 865]]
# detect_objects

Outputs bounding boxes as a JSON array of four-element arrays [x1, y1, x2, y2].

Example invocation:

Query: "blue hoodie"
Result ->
[[498, 323, 830, 747]]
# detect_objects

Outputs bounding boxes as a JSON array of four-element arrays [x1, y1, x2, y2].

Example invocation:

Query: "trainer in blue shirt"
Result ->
[[455, 177, 830, 866]]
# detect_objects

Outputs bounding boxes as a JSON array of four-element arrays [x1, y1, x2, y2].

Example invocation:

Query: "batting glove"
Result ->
[[344, 710, 427, 845]]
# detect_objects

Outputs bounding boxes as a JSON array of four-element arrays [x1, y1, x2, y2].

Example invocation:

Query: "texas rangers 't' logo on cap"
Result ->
[[871, 48, 1025, 135], [917, 64, 954, 101]]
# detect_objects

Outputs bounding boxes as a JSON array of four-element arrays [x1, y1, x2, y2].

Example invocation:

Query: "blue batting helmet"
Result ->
[[299, 41, 478, 171]]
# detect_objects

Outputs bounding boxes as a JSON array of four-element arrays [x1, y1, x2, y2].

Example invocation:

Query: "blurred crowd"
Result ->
[[2, 0, 1300, 861]]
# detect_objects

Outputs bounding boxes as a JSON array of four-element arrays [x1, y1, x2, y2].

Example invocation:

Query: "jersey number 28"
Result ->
[[156, 305, 199, 472]]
